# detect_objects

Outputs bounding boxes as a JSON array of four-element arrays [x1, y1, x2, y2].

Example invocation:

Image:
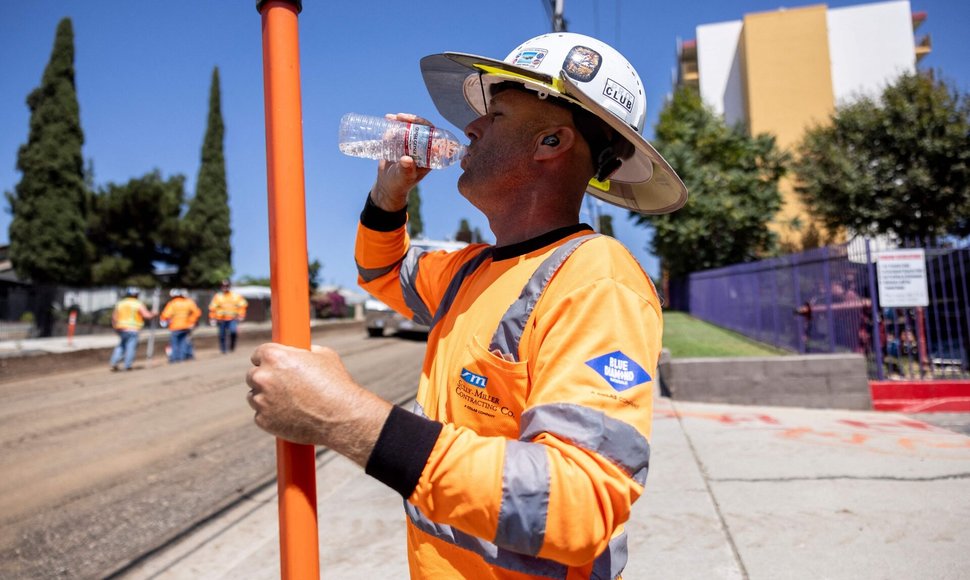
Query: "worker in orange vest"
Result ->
[[160, 288, 202, 363], [109, 287, 155, 371], [208, 279, 248, 354], [246, 32, 680, 578]]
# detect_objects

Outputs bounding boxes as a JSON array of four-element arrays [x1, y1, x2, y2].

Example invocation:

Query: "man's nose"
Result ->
[[464, 116, 486, 141]]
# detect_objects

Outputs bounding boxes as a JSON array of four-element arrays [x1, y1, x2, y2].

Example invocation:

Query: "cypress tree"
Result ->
[[181, 67, 232, 287], [407, 186, 424, 239], [6, 18, 91, 285]]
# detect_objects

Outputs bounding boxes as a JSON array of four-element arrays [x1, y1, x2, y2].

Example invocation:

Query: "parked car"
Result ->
[[365, 296, 427, 338], [365, 238, 469, 339]]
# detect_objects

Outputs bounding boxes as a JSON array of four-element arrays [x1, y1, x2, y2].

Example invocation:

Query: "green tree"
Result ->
[[89, 171, 185, 286], [598, 214, 615, 237], [632, 86, 788, 278], [308, 258, 322, 294], [472, 227, 484, 243], [408, 186, 424, 239], [238, 258, 322, 292], [794, 71, 970, 240], [236, 275, 271, 287], [181, 67, 232, 287], [6, 18, 92, 285], [455, 218, 472, 243], [800, 222, 823, 250]]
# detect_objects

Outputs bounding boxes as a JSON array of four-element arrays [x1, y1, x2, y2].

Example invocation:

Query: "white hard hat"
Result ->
[[169, 288, 185, 297], [420, 32, 687, 214]]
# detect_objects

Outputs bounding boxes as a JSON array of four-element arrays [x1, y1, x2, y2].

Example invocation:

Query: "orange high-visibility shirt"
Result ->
[[208, 291, 248, 321], [160, 297, 202, 331], [356, 210, 660, 579]]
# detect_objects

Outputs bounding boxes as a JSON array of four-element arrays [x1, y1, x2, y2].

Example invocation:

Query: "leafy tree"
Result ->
[[800, 222, 823, 250], [239, 258, 322, 292], [454, 222, 484, 243], [455, 218, 472, 243], [181, 67, 232, 287], [794, 71, 970, 240], [6, 18, 92, 285], [598, 214, 615, 237], [237, 275, 271, 286], [632, 86, 788, 278], [308, 258, 322, 293], [407, 186, 424, 238], [89, 171, 185, 286]]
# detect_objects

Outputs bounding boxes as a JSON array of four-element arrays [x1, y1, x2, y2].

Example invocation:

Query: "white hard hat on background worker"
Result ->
[[420, 31, 688, 214]]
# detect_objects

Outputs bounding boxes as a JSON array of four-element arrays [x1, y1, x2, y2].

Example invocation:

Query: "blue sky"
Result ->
[[2, 1, 967, 289]]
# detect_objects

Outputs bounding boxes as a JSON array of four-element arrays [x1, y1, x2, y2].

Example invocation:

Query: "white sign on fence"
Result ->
[[876, 249, 929, 308]]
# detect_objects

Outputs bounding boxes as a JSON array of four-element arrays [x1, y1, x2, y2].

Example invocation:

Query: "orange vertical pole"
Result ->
[[256, 1, 320, 578], [66, 309, 77, 346]]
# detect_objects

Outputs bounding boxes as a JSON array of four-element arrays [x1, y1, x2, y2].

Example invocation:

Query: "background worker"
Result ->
[[109, 287, 154, 371], [159, 288, 201, 363], [247, 32, 686, 578], [208, 279, 248, 354]]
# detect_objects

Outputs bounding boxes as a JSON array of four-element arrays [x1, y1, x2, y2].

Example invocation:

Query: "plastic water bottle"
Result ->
[[338, 113, 466, 169]]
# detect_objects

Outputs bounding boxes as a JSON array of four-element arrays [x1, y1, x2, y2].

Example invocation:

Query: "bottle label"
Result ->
[[403, 123, 433, 168]]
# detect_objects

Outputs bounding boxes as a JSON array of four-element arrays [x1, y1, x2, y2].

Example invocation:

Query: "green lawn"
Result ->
[[662, 311, 789, 358]]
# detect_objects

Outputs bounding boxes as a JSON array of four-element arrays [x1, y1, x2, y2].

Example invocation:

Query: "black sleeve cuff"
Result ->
[[361, 194, 408, 232], [365, 405, 443, 498]]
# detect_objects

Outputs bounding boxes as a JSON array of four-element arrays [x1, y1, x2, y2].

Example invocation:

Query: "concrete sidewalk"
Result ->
[[0, 318, 358, 359], [0, 321, 275, 356], [119, 391, 970, 580]]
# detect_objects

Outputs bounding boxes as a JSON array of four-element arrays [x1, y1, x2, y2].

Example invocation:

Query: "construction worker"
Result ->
[[208, 279, 247, 354], [159, 288, 201, 363], [109, 287, 154, 371], [247, 32, 686, 578]]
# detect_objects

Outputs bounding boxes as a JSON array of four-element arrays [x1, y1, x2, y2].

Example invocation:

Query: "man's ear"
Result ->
[[534, 127, 576, 161]]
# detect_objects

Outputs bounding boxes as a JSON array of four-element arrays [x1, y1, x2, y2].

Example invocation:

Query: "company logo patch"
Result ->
[[512, 49, 548, 69], [460, 368, 488, 388], [603, 78, 635, 112], [585, 351, 651, 392], [562, 46, 601, 82]]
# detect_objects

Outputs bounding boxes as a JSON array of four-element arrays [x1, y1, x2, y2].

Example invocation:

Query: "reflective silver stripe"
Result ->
[[591, 532, 628, 580], [521, 403, 650, 486], [429, 247, 494, 330], [496, 440, 549, 555], [412, 400, 427, 418], [405, 501, 568, 579], [356, 260, 401, 283], [399, 247, 434, 325], [406, 234, 640, 577], [490, 234, 599, 361]]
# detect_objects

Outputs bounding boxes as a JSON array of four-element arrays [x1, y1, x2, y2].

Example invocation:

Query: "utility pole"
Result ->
[[549, 0, 566, 32]]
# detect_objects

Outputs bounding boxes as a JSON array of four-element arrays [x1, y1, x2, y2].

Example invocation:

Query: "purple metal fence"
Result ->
[[687, 237, 970, 381]]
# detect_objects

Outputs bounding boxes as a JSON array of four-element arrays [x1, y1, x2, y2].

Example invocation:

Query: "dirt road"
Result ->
[[0, 326, 427, 579]]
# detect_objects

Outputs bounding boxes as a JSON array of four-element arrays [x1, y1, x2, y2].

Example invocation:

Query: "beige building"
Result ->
[[676, 1, 931, 248]]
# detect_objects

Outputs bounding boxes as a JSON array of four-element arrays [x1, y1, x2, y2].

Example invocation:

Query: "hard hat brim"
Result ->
[[420, 52, 688, 215]]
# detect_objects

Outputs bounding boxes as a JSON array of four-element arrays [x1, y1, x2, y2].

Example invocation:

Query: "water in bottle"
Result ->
[[338, 113, 466, 169]]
